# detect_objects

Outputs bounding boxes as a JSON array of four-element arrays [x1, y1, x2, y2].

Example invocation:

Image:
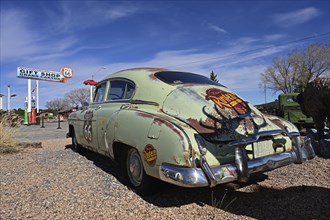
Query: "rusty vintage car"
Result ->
[[67, 68, 315, 195]]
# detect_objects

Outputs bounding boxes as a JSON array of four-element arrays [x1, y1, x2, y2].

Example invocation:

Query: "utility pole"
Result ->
[[264, 84, 267, 104], [7, 85, 10, 113]]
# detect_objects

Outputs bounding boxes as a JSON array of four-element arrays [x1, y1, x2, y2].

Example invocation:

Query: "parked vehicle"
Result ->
[[67, 68, 315, 195], [278, 93, 314, 128]]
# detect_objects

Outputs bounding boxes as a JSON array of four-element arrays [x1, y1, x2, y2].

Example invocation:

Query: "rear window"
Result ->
[[155, 71, 223, 86]]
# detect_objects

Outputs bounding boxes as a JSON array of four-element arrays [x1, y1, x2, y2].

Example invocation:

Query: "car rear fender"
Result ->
[[111, 110, 194, 178]]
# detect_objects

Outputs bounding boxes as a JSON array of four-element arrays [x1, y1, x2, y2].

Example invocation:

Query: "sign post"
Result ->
[[28, 79, 31, 114], [36, 80, 39, 113]]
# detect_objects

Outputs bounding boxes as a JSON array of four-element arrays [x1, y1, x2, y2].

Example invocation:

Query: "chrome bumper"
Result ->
[[159, 131, 315, 188]]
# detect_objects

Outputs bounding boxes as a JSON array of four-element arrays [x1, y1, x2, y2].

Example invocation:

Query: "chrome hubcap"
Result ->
[[127, 149, 143, 186]]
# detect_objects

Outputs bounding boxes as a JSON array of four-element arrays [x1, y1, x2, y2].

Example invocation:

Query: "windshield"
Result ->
[[155, 71, 224, 86]]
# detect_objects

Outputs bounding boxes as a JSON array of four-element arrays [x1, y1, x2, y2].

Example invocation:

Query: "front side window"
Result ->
[[94, 83, 107, 103], [107, 81, 135, 101]]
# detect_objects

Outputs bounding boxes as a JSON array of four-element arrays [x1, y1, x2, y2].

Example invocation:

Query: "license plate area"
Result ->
[[252, 140, 275, 158]]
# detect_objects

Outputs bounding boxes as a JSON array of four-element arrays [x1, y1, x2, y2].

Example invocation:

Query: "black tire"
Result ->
[[121, 147, 158, 195], [72, 130, 83, 153]]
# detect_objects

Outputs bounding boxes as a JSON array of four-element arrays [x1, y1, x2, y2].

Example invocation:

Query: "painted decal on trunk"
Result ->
[[83, 110, 93, 142], [206, 88, 248, 115], [143, 144, 157, 165]]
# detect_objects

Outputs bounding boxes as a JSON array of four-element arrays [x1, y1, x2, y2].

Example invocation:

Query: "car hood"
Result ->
[[162, 85, 297, 142]]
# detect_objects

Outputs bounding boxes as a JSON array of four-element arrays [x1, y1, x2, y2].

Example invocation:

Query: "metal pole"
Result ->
[[28, 79, 32, 113], [90, 85, 93, 103], [57, 109, 61, 129], [264, 84, 267, 104], [89, 67, 106, 103], [36, 80, 39, 113], [41, 116, 45, 128], [7, 85, 10, 113]]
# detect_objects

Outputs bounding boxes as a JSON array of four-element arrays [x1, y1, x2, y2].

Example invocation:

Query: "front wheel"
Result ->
[[72, 130, 83, 153], [122, 147, 157, 195]]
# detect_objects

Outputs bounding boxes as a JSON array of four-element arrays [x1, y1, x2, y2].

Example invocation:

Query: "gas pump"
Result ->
[[30, 96, 36, 124], [23, 97, 28, 125]]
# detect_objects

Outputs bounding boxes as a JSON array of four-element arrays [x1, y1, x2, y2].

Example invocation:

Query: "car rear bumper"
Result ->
[[159, 133, 315, 188]]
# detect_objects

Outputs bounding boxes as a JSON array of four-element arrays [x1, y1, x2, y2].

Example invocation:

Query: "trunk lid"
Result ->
[[162, 85, 285, 142]]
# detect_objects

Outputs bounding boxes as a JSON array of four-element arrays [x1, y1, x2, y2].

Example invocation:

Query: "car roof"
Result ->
[[99, 68, 175, 102], [102, 68, 168, 82]]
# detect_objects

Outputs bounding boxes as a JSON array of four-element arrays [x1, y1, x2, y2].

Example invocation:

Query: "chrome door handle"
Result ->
[[121, 104, 130, 109]]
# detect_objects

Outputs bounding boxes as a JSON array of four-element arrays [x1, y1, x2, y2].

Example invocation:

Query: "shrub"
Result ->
[[0, 115, 20, 154]]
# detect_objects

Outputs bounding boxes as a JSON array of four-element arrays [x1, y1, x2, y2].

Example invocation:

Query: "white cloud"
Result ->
[[48, 2, 141, 34], [0, 9, 44, 62], [207, 23, 228, 34], [0, 8, 83, 63], [104, 5, 140, 20], [263, 34, 286, 42], [272, 7, 321, 27]]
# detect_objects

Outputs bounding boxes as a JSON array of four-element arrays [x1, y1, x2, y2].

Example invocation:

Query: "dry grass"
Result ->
[[0, 115, 20, 154]]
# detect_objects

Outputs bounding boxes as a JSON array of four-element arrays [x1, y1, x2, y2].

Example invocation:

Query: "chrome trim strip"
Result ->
[[195, 134, 217, 187], [235, 147, 249, 182], [227, 130, 298, 147]]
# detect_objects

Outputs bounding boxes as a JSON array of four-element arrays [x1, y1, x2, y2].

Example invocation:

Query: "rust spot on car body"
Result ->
[[136, 111, 154, 119], [269, 118, 287, 130], [187, 118, 215, 134], [263, 113, 287, 131], [149, 73, 158, 81]]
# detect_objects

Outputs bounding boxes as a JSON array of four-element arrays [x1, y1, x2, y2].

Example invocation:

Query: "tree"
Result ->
[[210, 70, 219, 82], [299, 44, 330, 85], [64, 88, 89, 107], [45, 98, 67, 111], [261, 44, 330, 94]]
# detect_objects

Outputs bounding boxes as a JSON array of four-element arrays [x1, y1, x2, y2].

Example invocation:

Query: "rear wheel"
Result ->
[[121, 147, 157, 195]]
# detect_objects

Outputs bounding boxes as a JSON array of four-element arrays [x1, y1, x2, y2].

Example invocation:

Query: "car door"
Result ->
[[81, 81, 108, 149], [96, 80, 136, 156]]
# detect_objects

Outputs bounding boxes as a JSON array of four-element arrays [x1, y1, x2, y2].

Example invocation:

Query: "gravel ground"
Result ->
[[0, 123, 329, 219]]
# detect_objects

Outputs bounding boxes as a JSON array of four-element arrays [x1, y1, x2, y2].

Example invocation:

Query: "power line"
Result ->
[[165, 32, 330, 69]]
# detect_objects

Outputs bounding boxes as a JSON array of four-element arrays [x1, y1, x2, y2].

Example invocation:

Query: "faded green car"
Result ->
[[278, 93, 314, 127], [67, 68, 315, 195]]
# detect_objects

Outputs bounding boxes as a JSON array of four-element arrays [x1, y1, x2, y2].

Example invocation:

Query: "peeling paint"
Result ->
[[149, 73, 158, 81], [137, 112, 185, 142], [173, 155, 181, 164]]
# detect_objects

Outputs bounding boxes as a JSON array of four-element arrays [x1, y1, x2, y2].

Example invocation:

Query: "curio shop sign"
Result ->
[[17, 66, 73, 83]]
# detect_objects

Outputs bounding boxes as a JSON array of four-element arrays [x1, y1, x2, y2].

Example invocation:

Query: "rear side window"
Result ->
[[155, 71, 223, 86], [93, 82, 107, 103], [107, 81, 135, 101]]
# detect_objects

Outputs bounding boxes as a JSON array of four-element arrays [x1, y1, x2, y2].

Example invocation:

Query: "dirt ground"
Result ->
[[0, 123, 329, 219]]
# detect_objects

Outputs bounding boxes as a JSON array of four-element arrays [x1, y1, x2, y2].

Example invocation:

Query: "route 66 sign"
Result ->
[[83, 110, 93, 142], [61, 66, 73, 78]]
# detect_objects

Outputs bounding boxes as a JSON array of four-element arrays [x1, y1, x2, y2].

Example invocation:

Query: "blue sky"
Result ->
[[1, 0, 329, 110]]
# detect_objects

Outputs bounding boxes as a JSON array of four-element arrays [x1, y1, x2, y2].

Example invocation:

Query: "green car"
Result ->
[[67, 68, 315, 195], [278, 93, 314, 128]]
